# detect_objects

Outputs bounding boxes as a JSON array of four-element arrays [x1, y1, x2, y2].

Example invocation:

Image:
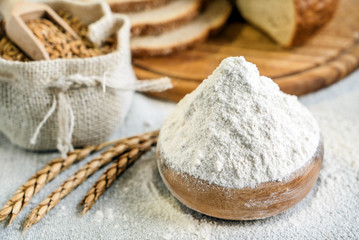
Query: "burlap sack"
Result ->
[[0, 0, 171, 157]]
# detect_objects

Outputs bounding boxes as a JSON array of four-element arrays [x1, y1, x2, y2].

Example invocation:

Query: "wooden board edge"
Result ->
[[135, 43, 359, 102], [275, 43, 359, 96]]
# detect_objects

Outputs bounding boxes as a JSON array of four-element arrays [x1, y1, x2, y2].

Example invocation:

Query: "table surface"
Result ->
[[0, 70, 358, 240]]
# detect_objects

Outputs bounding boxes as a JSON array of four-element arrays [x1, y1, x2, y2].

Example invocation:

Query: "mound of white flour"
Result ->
[[159, 57, 320, 189]]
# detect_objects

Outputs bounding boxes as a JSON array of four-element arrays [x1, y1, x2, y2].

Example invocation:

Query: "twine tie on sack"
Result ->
[[29, 94, 75, 157], [30, 72, 172, 158]]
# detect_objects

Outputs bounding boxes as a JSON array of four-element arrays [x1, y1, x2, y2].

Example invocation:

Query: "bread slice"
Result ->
[[236, 0, 338, 47], [131, 0, 232, 57], [127, 0, 204, 36], [108, 0, 169, 13]]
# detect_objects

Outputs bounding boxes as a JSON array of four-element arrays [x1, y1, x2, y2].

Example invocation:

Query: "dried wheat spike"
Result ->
[[0, 138, 120, 226], [80, 137, 158, 214], [23, 131, 159, 229]]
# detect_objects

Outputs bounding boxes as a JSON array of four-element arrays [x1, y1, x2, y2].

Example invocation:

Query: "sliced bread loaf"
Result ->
[[236, 0, 338, 47], [108, 0, 169, 13], [127, 0, 204, 36], [131, 0, 232, 57]]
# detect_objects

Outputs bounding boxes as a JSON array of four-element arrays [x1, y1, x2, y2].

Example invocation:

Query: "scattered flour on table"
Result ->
[[159, 57, 320, 189], [94, 210, 104, 224]]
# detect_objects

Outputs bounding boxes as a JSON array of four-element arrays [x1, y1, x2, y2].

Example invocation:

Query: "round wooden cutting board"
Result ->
[[133, 0, 359, 102]]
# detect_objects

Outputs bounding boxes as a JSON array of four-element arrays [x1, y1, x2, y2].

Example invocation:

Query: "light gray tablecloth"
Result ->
[[1, 71, 358, 239]]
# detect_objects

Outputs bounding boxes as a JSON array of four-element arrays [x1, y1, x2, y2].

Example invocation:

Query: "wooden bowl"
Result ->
[[156, 140, 323, 220]]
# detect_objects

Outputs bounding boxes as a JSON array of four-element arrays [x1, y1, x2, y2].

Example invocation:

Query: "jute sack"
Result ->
[[0, 0, 171, 158]]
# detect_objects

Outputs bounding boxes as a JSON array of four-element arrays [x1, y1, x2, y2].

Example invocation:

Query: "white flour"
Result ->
[[159, 57, 320, 189]]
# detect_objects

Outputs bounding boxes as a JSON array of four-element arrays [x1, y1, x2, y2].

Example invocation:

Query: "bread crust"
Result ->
[[290, 0, 339, 46], [131, 1, 232, 57], [109, 0, 169, 13], [130, 0, 204, 36], [0, 20, 5, 37]]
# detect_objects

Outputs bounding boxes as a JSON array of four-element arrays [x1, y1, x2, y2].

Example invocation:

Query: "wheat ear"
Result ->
[[80, 136, 158, 214], [23, 131, 159, 229], [0, 139, 120, 226]]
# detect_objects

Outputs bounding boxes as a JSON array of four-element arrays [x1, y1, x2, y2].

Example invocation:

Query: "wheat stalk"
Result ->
[[80, 137, 157, 215], [0, 139, 120, 226], [23, 131, 159, 229]]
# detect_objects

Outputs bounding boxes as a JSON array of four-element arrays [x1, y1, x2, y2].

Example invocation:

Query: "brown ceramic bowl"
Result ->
[[156, 140, 323, 220]]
